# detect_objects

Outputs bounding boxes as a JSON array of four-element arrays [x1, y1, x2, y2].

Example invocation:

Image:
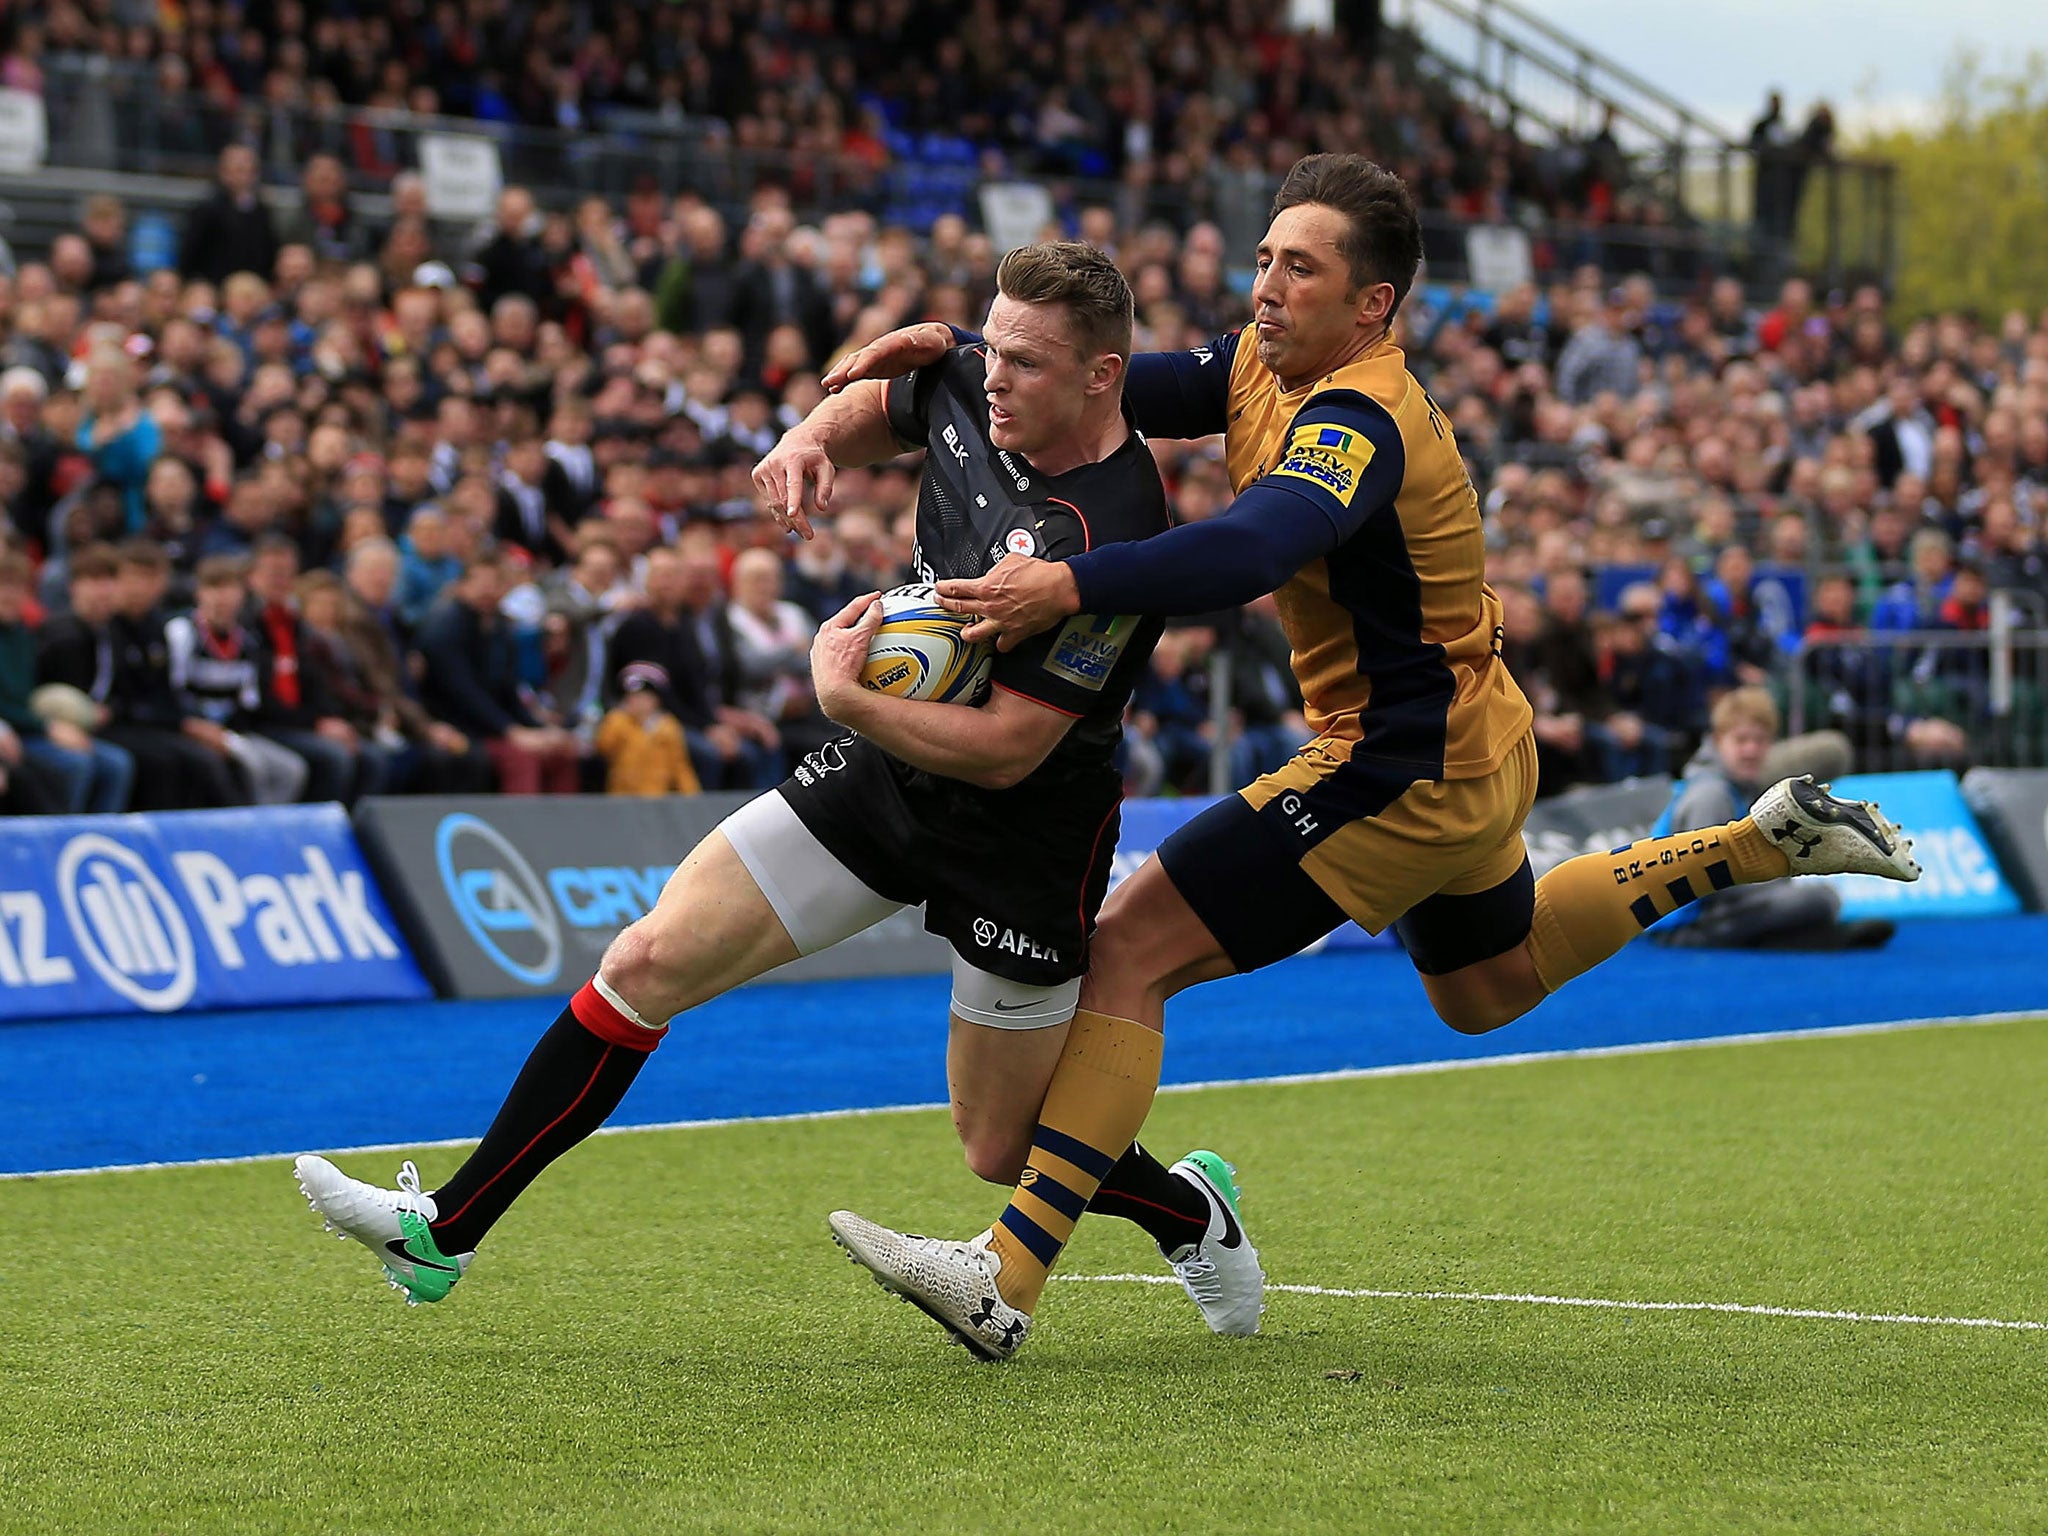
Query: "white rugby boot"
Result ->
[[1163, 1151, 1266, 1336], [294, 1155, 474, 1305], [828, 1211, 1032, 1361], [1750, 775, 1922, 882]]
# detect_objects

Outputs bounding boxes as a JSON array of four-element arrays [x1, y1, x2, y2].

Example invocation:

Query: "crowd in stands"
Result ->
[[3, 0, 1656, 243], [0, 16, 2037, 815]]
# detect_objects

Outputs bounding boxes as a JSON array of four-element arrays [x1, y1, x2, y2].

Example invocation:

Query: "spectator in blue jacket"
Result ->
[[1656, 556, 1731, 684], [398, 506, 464, 631], [76, 348, 160, 536]]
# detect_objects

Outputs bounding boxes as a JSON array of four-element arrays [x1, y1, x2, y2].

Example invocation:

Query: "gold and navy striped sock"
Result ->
[[1527, 816, 1790, 991], [987, 1009, 1163, 1314]]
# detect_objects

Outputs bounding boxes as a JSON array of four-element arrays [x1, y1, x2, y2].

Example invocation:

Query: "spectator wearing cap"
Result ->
[[594, 662, 700, 796], [180, 144, 278, 288], [417, 555, 582, 795]]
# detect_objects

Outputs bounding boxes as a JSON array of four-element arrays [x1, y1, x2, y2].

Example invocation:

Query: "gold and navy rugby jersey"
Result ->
[[1072, 326, 1531, 779]]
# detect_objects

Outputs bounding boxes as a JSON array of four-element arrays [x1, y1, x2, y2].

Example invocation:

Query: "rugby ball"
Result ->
[[860, 583, 994, 704]]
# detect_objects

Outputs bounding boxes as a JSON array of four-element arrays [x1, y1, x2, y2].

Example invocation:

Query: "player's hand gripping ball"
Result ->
[[860, 583, 995, 703]]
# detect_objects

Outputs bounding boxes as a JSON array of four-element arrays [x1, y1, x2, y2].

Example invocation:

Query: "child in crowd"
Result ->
[[593, 662, 699, 797]]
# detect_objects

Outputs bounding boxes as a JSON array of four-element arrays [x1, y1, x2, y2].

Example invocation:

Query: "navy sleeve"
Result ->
[[1066, 390, 1404, 617], [1120, 330, 1242, 441]]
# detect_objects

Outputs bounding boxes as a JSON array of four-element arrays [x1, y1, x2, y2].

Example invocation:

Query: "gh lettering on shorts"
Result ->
[[1280, 792, 1318, 838]]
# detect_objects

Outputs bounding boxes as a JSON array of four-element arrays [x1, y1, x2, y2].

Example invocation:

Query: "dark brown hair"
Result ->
[[70, 543, 120, 581], [115, 537, 170, 573], [995, 241, 1134, 364], [0, 550, 30, 587], [1271, 153, 1423, 314], [194, 555, 248, 590]]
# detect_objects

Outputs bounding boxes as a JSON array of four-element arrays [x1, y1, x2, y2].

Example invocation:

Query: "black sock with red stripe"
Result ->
[[1088, 1142, 1211, 1254], [428, 985, 664, 1255]]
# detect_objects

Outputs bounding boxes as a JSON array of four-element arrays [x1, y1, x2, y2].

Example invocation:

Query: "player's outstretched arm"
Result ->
[[809, 594, 1072, 788], [936, 485, 1341, 651], [941, 393, 1403, 645], [751, 380, 903, 541]]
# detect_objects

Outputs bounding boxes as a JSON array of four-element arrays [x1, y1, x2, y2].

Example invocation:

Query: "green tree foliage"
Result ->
[[1839, 54, 2048, 319]]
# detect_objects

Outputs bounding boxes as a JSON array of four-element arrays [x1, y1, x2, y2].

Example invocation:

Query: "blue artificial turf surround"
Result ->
[[3, 916, 2044, 1175]]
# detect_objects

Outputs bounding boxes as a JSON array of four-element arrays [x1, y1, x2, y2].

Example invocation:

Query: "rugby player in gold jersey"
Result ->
[[821, 154, 1921, 1360]]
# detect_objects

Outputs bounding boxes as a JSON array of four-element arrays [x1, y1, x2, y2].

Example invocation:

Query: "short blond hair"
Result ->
[[1711, 685, 1779, 738]]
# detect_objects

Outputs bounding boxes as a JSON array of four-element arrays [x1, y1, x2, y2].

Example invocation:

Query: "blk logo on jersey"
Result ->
[[1271, 422, 1374, 506]]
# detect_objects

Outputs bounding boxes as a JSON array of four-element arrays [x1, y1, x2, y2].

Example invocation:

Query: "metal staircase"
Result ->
[[1395, 0, 1894, 289]]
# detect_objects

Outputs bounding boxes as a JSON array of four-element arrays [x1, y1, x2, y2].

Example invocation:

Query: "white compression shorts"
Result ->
[[719, 790, 1081, 1030]]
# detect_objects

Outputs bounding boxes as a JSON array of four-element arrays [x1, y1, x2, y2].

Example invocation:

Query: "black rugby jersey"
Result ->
[[883, 345, 1167, 780]]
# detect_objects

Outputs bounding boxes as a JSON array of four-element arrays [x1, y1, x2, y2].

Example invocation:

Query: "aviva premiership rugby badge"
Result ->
[[1044, 612, 1135, 691], [1271, 422, 1374, 505]]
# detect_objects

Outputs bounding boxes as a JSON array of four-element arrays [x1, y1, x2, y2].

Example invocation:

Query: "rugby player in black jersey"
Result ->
[[293, 242, 1265, 1349]]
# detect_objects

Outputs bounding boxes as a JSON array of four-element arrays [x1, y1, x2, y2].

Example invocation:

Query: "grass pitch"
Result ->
[[3, 1018, 2045, 1535]]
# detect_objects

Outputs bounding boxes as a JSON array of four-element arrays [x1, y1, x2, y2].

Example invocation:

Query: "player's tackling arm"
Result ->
[[826, 323, 1240, 442], [941, 389, 1405, 645], [809, 594, 1073, 790], [750, 379, 902, 540]]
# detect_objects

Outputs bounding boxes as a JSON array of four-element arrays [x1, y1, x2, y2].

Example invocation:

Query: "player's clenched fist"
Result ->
[[810, 590, 884, 721], [821, 321, 955, 394], [936, 554, 1081, 651], [751, 429, 834, 540]]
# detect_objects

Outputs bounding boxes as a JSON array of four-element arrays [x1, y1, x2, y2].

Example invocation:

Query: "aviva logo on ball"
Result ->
[[860, 583, 994, 703]]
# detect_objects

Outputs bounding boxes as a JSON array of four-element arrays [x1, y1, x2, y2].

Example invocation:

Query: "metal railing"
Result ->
[[1401, 0, 1727, 161], [29, 48, 1890, 295], [1784, 623, 2048, 773], [33, 56, 887, 210], [1397, 0, 1895, 290]]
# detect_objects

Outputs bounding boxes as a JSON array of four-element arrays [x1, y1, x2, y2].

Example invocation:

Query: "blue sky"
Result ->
[[1416, 0, 2048, 138]]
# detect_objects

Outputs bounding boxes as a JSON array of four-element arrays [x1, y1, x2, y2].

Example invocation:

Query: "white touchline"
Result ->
[[1053, 1274, 2048, 1333], [0, 1007, 2039, 1181]]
